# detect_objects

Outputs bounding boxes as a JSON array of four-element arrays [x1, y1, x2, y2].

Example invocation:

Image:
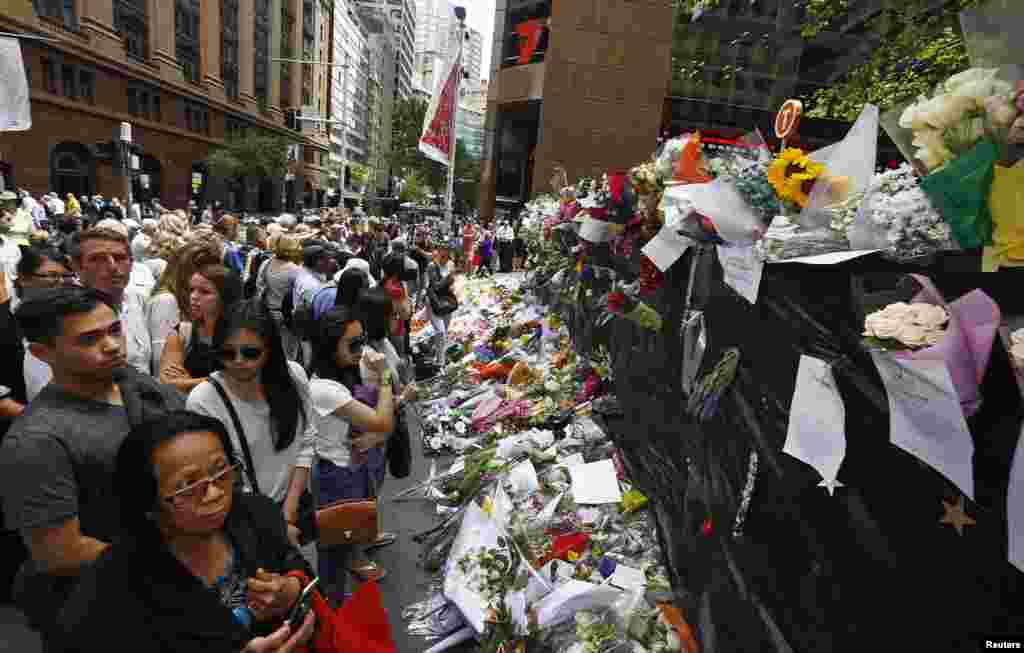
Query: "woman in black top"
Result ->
[[55, 411, 316, 652]]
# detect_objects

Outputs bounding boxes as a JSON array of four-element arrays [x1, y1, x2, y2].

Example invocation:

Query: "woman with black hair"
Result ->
[[310, 266, 370, 322], [186, 299, 317, 548], [160, 264, 244, 395], [309, 308, 410, 597], [54, 410, 316, 652]]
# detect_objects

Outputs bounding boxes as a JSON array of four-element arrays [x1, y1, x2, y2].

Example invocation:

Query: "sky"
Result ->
[[463, 0, 496, 80]]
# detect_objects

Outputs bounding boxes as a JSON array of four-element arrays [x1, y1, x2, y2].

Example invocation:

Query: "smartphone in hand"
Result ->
[[287, 577, 319, 630]]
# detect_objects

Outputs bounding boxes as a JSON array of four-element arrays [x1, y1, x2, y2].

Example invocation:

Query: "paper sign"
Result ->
[[1009, 423, 1024, 573], [783, 356, 847, 489], [0, 38, 31, 131], [569, 459, 623, 504], [507, 459, 540, 495], [717, 245, 764, 304], [872, 353, 974, 499], [579, 217, 616, 243], [534, 579, 622, 629], [642, 225, 693, 272], [609, 564, 648, 593]]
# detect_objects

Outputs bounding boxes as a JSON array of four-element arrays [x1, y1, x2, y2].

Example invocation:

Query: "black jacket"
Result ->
[[54, 493, 313, 653]]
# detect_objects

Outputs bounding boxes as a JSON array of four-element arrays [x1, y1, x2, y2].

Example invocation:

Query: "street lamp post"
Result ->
[[116, 122, 133, 205]]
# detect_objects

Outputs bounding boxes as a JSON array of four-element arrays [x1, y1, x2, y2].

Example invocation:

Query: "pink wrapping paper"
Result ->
[[895, 275, 1001, 417]]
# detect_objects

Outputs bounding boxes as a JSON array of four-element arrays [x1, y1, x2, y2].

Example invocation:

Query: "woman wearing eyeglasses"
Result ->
[[54, 411, 317, 653], [309, 308, 400, 601], [186, 300, 316, 549]]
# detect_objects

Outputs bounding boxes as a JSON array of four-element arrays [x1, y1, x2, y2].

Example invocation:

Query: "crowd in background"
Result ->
[[0, 187, 526, 653]]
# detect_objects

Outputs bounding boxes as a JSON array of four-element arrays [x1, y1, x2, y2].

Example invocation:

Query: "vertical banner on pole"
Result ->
[[418, 36, 463, 167], [0, 37, 31, 131]]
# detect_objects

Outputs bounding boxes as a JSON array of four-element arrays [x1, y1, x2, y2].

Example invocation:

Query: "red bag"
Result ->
[[473, 254, 481, 267], [286, 572, 396, 653]]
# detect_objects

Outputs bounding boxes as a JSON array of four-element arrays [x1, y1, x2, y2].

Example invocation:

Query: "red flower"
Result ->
[[608, 171, 627, 202], [607, 291, 627, 314], [639, 256, 665, 296], [701, 518, 713, 537]]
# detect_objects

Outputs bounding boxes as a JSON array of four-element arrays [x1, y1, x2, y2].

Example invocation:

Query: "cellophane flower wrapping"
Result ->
[[890, 275, 1001, 417], [918, 138, 999, 248], [798, 103, 880, 230], [848, 164, 957, 259], [680, 177, 769, 245], [986, 162, 1024, 269]]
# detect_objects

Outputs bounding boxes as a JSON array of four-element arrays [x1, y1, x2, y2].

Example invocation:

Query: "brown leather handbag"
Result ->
[[315, 498, 379, 546]]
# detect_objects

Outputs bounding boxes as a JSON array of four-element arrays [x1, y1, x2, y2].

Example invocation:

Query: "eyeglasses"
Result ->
[[346, 335, 367, 353], [163, 462, 242, 506], [218, 345, 265, 361]]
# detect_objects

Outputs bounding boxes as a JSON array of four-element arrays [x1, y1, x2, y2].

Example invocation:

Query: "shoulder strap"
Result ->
[[207, 377, 262, 495]]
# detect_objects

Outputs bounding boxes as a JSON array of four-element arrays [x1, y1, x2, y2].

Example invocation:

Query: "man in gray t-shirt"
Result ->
[[0, 287, 182, 648]]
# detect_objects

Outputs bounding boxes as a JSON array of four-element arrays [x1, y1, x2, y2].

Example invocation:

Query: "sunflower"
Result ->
[[767, 148, 809, 192]]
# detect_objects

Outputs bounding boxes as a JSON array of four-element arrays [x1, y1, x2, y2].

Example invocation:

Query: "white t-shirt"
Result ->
[[121, 287, 152, 376], [147, 291, 180, 373], [187, 361, 316, 502], [308, 378, 355, 468]]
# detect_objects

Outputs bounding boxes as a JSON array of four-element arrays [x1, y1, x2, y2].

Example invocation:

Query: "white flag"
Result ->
[[0, 37, 31, 131]]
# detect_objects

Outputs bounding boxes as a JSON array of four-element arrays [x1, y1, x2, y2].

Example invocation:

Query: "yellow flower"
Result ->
[[567, 550, 580, 562], [783, 172, 818, 207]]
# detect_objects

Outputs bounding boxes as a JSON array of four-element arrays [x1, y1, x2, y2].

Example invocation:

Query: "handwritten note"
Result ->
[[872, 353, 974, 499], [783, 356, 847, 489], [642, 225, 693, 272], [717, 245, 764, 304]]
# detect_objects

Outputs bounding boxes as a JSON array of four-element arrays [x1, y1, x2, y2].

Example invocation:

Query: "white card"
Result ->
[[443, 502, 503, 634], [783, 356, 847, 484], [1009, 423, 1024, 573], [717, 244, 764, 304], [569, 459, 623, 504], [642, 225, 693, 272], [872, 353, 974, 499], [609, 564, 648, 592]]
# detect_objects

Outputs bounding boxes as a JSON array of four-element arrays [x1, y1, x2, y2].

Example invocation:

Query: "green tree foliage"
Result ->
[[672, 0, 986, 121], [804, 0, 984, 120], [390, 96, 445, 193], [399, 170, 427, 203], [206, 134, 295, 180]]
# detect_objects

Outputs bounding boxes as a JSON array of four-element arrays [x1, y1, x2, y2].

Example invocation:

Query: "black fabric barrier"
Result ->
[[534, 244, 1024, 652]]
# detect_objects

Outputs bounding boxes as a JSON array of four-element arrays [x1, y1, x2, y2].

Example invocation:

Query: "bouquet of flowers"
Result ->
[[598, 282, 663, 332], [886, 66, 1024, 253], [863, 275, 1000, 417], [848, 164, 957, 260], [862, 302, 949, 350]]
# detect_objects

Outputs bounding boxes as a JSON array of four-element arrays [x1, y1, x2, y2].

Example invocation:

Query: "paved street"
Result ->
[[0, 406, 466, 653]]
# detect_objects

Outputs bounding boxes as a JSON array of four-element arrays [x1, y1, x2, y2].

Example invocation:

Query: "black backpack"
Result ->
[[244, 252, 271, 300], [279, 277, 296, 329]]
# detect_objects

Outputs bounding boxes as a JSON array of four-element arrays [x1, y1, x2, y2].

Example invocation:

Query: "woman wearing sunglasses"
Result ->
[[54, 411, 316, 652], [309, 308, 401, 601], [186, 300, 316, 549]]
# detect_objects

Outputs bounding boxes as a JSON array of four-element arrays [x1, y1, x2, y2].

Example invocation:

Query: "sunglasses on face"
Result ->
[[218, 345, 265, 361]]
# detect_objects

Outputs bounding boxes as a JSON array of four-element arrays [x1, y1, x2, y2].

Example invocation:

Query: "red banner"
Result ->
[[418, 46, 463, 166]]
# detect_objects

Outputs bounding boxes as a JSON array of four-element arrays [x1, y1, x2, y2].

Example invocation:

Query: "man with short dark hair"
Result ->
[[0, 287, 183, 650], [68, 228, 152, 375]]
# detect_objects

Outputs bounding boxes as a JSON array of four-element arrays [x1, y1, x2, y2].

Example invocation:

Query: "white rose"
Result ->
[[945, 68, 999, 94], [920, 95, 979, 131], [896, 323, 929, 347], [909, 304, 948, 329], [1011, 328, 1024, 347], [1012, 342, 1024, 367], [880, 302, 912, 319], [430, 436, 444, 449], [865, 313, 902, 339], [454, 421, 467, 435]]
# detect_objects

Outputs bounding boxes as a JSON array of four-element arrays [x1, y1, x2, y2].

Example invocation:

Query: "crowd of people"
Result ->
[[0, 188, 519, 652]]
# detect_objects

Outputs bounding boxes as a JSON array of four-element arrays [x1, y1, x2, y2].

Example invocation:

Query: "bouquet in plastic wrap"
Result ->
[[847, 164, 958, 261], [598, 282, 663, 333]]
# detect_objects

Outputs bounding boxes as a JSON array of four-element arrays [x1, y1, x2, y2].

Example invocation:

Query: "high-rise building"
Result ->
[[456, 104, 485, 160], [354, 0, 416, 102], [330, 0, 371, 205], [478, 0, 675, 221], [464, 27, 483, 85], [413, 0, 460, 99], [0, 0, 331, 211], [359, 5, 398, 196]]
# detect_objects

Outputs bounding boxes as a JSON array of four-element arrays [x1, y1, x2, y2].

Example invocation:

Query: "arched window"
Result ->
[[50, 142, 95, 199]]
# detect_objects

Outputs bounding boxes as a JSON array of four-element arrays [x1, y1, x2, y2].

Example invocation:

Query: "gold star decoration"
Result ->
[[939, 495, 976, 536]]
